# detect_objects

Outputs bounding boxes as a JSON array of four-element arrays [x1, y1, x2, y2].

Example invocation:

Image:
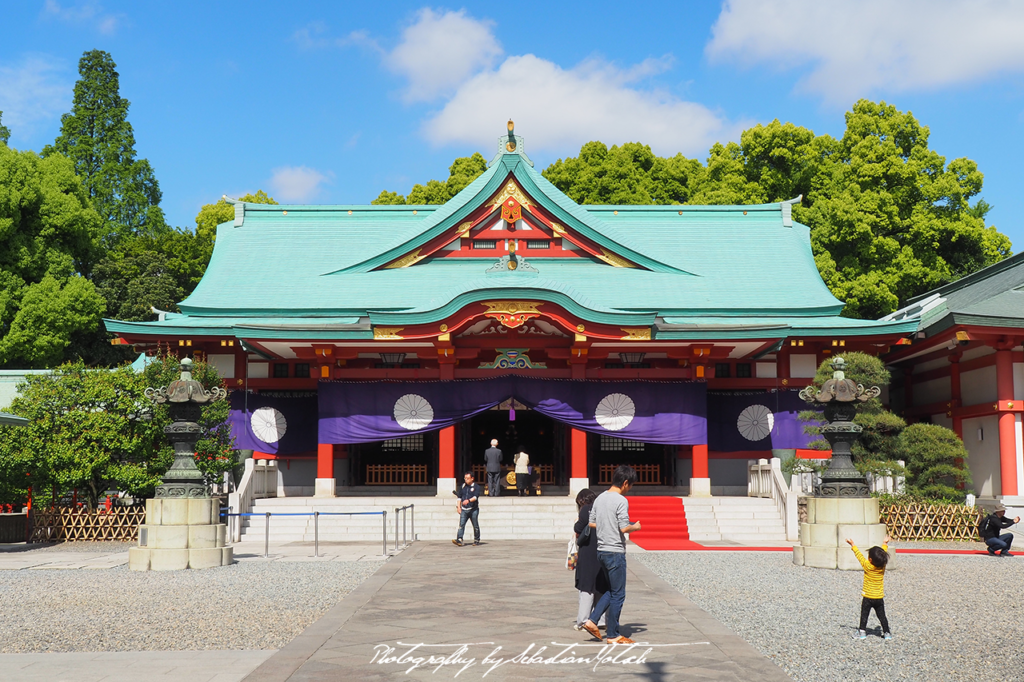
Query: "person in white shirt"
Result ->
[[513, 451, 531, 497]]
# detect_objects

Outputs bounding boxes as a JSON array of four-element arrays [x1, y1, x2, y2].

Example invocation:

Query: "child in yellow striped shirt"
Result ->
[[845, 535, 892, 640]]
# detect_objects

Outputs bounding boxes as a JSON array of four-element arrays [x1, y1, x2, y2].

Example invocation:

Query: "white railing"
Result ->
[[866, 461, 905, 495], [227, 459, 278, 542], [790, 461, 905, 496], [748, 458, 798, 541]]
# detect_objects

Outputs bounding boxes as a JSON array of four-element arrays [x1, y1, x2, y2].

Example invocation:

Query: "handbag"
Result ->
[[566, 536, 579, 570], [577, 523, 592, 547]]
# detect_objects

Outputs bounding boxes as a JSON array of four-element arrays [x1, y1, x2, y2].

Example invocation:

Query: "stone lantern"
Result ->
[[129, 357, 233, 571], [792, 357, 890, 570]]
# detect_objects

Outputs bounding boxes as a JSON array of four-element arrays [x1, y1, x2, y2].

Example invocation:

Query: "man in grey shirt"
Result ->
[[580, 465, 641, 645], [483, 439, 503, 496]]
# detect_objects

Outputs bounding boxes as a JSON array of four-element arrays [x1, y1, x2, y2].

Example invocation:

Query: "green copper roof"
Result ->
[[105, 144, 916, 340], [887, 251, 1024, 335]]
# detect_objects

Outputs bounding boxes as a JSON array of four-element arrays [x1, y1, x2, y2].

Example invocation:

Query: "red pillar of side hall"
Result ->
[[315, 443, 335, 498], [996, 348, 1018, 496], [437, 425, 457, 496], [570, 428, 588, 495]]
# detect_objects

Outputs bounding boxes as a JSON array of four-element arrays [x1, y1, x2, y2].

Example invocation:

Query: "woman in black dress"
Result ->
[[573, 488, 607, 631]]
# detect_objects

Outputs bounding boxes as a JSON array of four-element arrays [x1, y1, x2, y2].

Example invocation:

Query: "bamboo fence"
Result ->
[[30, 506, 146, 542], [879, 502, 983, 541]]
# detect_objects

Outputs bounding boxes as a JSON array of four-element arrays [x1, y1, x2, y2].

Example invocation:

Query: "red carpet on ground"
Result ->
[[627, 497, 703, 550]]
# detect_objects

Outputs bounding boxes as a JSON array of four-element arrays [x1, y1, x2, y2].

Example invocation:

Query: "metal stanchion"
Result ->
[[402, 506, 407, 546], [264, 511, 270, 558], [411, 504, 415, 542], [382, 510, 387, 556], [314, 511, 320, 558], [395, 507, 399, 552]]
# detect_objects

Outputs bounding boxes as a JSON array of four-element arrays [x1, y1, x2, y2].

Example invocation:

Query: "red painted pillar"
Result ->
[[571, 428, 588, 479], [692, 444, 709, 479], [317, 443, 334, 479], [996, 349, 1018, 496], [439, 426, 456, 480]]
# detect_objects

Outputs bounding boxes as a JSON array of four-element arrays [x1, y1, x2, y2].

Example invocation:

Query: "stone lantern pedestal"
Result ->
[[792, 497, 888, 570], [129, 498, 232, 571], [128, 358, 233, 571]]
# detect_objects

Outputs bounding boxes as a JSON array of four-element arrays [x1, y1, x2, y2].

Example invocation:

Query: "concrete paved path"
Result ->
[[243, 541, 790, 681], [6, 650, 275, 682]]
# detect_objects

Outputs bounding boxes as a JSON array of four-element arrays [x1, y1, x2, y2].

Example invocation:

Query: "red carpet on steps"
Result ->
[[626, 496, 703, 550]]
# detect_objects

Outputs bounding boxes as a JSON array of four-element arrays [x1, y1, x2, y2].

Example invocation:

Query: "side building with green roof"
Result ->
[[106, 124, 916, 500]]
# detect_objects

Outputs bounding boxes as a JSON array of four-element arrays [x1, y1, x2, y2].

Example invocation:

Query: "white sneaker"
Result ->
[[855, 630, 866, 640], [883, 632, 893, 641]]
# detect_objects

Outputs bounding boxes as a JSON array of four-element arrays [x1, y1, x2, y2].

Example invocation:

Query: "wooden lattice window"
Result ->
[[382, 434, 425, 451], [473, 240, 496, 249], [600, 435, 645, 451]]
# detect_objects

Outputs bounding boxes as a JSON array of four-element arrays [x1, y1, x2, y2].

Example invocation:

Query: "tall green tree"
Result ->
[[372, 153, 488, 205], [802, 100, 1011, 318], [0, 111, 9, 146], [43, 50, 167, 249], [0, 144, 106, 368]]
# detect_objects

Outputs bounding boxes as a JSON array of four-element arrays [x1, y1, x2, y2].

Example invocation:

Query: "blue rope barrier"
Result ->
[[221, 511, 385, 517]]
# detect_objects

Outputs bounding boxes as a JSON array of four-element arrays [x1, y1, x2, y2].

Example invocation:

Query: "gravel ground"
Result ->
[[637, 550, 1024, 682], [3, 541, 135, 553], [0, 552, 383, 653]]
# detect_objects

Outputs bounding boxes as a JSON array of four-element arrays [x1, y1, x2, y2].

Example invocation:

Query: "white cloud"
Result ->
[[707, 0, 1024, 105], [268, 166, 330, 203], [42, 1, 123, 35], [424, 54, 740, 158], [384, 8, 503, 102], [0, 55, 70, 142]]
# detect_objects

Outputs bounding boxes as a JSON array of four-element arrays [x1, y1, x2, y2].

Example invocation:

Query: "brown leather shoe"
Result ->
[[605, 636, 635, 644], [581, 620, 601, 640]]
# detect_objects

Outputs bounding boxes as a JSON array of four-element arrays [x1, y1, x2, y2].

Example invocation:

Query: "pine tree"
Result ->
[[44, 50, 167, 248]]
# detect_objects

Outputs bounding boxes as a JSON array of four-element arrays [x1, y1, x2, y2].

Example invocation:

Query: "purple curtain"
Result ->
[[706, 390, 814, 452], [229, 392, 318, 455], [318, 376, 706, 445]]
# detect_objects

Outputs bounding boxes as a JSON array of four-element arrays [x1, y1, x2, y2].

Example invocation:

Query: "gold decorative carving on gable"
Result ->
[[550, 222, 566, 235], [373, 327, 405, 340], [384, 249, 424, 269], [457, 221, 473, 235], [490, 181, 532, 210], [481, 300, 542, 329], [620, 327, 652, 341], [597, 248, 635, 269]]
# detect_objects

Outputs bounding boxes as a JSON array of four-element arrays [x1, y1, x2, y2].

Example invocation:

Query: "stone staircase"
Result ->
[[244, 495, 580, 543], [241, 494, 790, 545], [682, 497, 788, 543]]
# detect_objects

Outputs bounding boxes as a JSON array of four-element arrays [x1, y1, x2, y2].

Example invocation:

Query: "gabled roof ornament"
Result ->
[[489, 120, 534, 167]]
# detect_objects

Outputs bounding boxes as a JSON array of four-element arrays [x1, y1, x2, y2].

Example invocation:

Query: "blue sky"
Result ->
[[3, 1, 1024, 248]]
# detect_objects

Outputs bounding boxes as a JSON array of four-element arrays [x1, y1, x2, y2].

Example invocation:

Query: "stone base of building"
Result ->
[[569, 478, 590, 496], [792, 497, 893, 571], [436, 477, 457, 498], [314, 478, 336, 498], [129, 497, 233, 571], [689, 477, 711, 497]]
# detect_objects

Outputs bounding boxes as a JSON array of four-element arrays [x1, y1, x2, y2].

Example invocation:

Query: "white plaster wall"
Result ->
[[932, 413, 953, 430], [1014, 362, 1024, 401], [914, 377, 950, 405], [963, 415, 1001, 497], [1017, 414, 1024, 496], [961, 366, 997, 407], [790, 354, 818, 378], [755, 362, 777, 378], [248, 362, 269, 379], [207, 354, 235, 379]]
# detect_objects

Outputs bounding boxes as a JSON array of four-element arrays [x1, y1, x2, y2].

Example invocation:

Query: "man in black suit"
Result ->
[[484, 439, 504, 496]]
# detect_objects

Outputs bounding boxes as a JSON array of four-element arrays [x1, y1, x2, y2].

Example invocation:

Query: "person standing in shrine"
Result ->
[[484, 439, 504, 496], [514, 450, 531, 496]]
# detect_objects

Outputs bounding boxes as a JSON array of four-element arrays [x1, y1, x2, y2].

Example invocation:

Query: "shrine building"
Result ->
[[104, 124, 917, 499]]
